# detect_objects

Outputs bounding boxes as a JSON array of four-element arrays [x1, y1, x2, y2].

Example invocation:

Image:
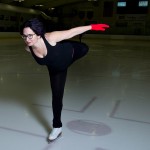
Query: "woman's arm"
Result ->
[[25, 46, 31, 52], [46, 24, 109, 44], [46, 25, 91, 44]]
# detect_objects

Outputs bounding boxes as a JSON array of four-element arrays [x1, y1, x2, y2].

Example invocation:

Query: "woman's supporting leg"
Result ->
[[47, 67, 68, 128]]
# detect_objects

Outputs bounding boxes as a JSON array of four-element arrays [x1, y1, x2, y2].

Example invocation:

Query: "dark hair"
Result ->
[[20, 18, 45, 36]]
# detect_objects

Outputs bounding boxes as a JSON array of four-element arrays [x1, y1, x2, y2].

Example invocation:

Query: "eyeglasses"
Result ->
[[21, 34, 35, 40]]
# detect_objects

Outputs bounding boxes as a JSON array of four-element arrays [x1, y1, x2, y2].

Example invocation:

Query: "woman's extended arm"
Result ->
[[46, 24, 109, 44]]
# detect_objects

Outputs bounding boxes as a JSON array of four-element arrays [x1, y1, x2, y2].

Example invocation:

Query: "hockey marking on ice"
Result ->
[[0, 126, 45, 138], [109, 100, 150, 125], [32, 96, 97, 113]]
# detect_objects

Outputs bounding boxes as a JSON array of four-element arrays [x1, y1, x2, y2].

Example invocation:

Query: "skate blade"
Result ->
[[47, 132, 62, 143]]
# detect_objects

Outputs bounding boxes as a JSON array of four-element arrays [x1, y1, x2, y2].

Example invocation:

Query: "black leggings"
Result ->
[[47, 41, 89, 128]]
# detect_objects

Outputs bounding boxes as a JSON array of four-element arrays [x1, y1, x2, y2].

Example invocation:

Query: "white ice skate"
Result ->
[[48, 127, 62, 142]]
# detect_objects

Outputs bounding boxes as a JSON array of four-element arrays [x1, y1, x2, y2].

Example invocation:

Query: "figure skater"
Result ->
[[20, 18, 109, 141]]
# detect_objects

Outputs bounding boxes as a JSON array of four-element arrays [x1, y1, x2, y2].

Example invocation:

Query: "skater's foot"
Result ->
[[48, 127, 62, 141]]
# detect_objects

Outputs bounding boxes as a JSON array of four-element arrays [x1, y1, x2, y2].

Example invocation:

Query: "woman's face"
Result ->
[[22, 27, 40, 46]]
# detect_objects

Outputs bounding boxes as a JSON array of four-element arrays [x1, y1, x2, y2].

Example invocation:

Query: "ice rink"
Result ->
[[0, 34, 150, 150]]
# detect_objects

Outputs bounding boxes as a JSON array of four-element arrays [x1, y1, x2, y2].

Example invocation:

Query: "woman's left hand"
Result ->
[[91, 24, 110, 31]]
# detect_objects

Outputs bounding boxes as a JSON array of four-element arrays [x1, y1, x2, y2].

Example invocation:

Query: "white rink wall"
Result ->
[[0, 32, 20, 38], [0, 32, 150, 42]]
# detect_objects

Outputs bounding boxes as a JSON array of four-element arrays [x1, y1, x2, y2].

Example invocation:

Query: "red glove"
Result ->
[[91, 24, 110, 31]]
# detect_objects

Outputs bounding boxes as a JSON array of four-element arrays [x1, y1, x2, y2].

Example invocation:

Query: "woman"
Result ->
[[20, 18, 109, 141]]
